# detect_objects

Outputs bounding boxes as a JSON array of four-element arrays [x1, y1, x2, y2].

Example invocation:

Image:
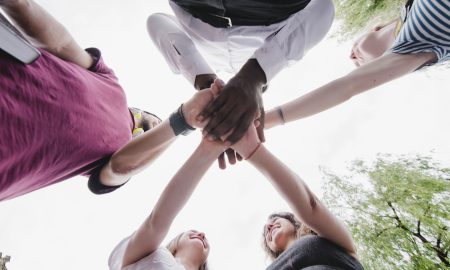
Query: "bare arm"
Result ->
[[265, 52, 436, 128], [121, 139, 224, 268], [0, 0, 93, 68], [99, 119, 177, 186], [249, 145, 357, 255], [99, 87, 220, 186], [232, 126, 356, 255]]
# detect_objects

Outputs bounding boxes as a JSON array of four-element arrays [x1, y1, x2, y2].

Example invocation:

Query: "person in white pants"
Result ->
[[147, 0, 335, 151]]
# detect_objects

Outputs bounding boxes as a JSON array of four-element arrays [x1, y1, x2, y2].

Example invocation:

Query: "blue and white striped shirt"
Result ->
[[390, 0, 450, 64]]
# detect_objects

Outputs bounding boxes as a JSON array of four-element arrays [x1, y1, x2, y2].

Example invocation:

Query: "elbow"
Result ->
[[109, 154, 137, 175]]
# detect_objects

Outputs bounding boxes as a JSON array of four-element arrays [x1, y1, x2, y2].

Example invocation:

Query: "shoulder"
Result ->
[[108, 236, 132, 270], [84, 48, 118, 78], [108, 239, 178, 270]]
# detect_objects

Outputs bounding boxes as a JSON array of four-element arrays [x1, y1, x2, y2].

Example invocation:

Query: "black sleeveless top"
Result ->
[[171, 0, 312, 27], [266, 236, 365, 270]]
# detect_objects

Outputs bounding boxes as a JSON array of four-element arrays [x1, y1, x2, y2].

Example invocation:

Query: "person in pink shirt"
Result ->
[[0, 0, 215, 201]]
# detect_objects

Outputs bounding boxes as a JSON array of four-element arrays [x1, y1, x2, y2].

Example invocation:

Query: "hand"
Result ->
[[198, 135, 228, 158], [183, 79, 222, 128], [199, 59, 266, 144], [204, 80, 245, 169], [217, 149, 244, 170], [232, 122, 261, 159]]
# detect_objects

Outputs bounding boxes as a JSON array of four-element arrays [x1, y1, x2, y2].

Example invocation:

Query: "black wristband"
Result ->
[[169, 104, 196, 136]]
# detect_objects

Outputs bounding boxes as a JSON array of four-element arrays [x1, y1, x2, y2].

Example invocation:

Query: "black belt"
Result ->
[[189, 10, 233, 28], [184, 8, 293, 28]]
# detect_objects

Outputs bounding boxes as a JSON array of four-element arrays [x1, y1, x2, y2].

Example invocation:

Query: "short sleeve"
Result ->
[[108, 236, 132, 270], [87, 167, 130, 195], [85, 48, 120, 79], [389, 0, 450, 64]]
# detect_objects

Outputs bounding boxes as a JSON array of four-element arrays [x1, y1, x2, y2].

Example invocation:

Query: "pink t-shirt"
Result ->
[[0, 48, 133, 201]]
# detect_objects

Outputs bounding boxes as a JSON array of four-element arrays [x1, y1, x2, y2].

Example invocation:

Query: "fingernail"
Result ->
[[197, 116, 204, 121], [207, 135, 215, 141]]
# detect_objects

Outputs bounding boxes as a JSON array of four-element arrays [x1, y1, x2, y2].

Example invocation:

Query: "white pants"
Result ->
[[147, 0, 335, 85]]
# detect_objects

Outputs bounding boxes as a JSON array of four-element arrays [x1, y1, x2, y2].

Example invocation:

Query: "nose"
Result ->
[[267, 223, 275, 233], [350, 49, 357, 60], [197, 232, 205, 239]]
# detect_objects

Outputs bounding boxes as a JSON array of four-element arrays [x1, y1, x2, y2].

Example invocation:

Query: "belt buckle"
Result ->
[[211, 14, 232, 28]]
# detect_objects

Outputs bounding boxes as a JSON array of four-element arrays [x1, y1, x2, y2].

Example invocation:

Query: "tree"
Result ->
[[322, 154, 450, 269], [332, 0, 405, 39]]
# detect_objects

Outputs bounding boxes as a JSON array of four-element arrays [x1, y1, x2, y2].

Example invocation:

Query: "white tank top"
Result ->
[[108, 236, 186, 270]]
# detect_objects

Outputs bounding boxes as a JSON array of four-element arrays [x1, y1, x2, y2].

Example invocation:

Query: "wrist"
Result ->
[[235, 59, 267, 89], [245, 142, 264, 161], [234, 140, 260, 159], [245, 142, 262, 160], [169, 104, 195, 136], [197, 141, 223, 159], [194, 74, 217, 90]]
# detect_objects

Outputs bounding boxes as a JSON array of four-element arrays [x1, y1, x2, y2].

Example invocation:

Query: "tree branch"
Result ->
[[387, 201, 449, 266]]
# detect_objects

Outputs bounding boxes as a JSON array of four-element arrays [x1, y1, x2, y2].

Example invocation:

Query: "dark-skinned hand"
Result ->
[[198, 59, 267, 145]]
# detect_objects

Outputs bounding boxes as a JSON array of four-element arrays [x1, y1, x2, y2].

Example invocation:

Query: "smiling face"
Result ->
[[350, 20, 397, 66], [263, 217, 297, 254], [176, 230, 210, 264]]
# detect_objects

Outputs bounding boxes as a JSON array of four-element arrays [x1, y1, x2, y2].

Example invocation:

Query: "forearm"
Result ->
[[2, 0, 92, 67], [150, 143, 219, 226], [100, 119, 177, 185], [282, 76, 356, 123], [123, 142, 220, 267], [248, 145, 356, 254], [266, 53, 430, 128], [264, 76, 355, 128], [249, 145, 318, 217]]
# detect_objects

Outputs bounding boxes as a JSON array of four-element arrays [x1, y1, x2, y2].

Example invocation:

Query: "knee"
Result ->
[[308, 0, 335, 22], [146, 13, 169, 36], [321, 0, 335, 22]]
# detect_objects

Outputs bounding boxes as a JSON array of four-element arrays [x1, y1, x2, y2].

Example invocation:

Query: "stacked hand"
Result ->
[[182, 59, 267, 168], [198, 59, 266, 146], [202, 77, 266, 168], [183, 79, 261, 163], [199, 75, 264, 144], [200, 121, 261, 161], [182, 80, 222, 129]]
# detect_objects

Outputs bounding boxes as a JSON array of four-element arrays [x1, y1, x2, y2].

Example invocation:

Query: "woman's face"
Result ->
[[177, 230, 210, 262], [350, 21, 397, 66], [264, 217, 296, 253]]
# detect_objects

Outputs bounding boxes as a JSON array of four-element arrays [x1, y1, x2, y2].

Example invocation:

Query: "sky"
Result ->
[[1, 1, 450, 269]]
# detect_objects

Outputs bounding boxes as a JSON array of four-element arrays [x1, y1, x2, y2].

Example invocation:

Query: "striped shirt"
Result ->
[[390, 0, 450, 64]]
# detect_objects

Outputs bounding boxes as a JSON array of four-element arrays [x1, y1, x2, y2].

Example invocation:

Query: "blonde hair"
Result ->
[[166, 232, 209, 270]]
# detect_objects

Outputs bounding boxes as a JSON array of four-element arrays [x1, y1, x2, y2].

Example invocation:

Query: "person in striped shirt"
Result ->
[[258, 0, 450, 129]]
